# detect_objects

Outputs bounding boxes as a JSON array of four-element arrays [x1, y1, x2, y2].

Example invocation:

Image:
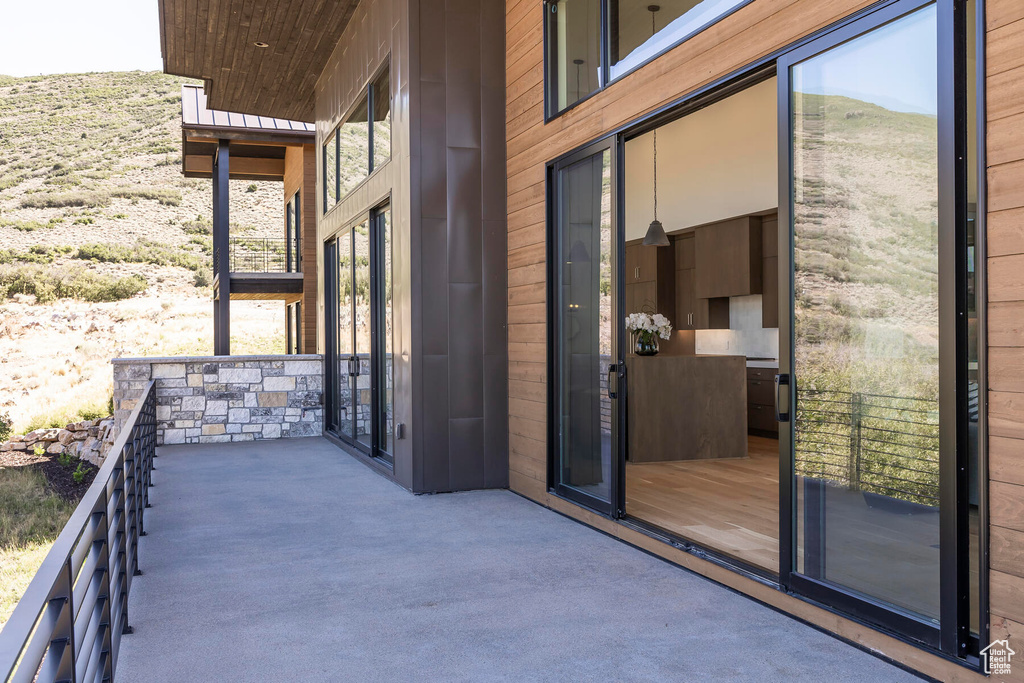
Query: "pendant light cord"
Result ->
[[653, 128, 657, 221]]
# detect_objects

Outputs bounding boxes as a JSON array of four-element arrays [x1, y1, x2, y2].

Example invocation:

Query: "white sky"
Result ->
[[0, 1, 163, 77]]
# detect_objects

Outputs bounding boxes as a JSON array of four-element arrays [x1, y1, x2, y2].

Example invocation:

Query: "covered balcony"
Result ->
[[0, 404, 922, 680]]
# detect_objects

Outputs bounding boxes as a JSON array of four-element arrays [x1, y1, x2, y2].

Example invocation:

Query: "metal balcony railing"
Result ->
[[0, 382, 156, 683], [794, 389, 941, 506], [229, 237, 300, 273]]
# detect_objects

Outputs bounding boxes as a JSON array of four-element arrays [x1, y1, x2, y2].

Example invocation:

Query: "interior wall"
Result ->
[[623, 77, 778, 241]]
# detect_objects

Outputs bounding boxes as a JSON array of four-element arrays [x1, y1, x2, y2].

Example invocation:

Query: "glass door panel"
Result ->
[[378, 207, 394, 460], [337, 230, 355, 440], [787, 4, 940, 621], [353, 221, 372, 450], [553, 145, 619, 511]]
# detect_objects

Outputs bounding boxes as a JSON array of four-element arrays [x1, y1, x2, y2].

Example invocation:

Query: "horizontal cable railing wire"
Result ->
[[228, 237, 299, 273], [0, 382, 156, 683], [794, 389, 941, 506]]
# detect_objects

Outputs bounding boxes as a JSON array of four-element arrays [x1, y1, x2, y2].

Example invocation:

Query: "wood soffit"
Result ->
[[159, 0, 361, 121]]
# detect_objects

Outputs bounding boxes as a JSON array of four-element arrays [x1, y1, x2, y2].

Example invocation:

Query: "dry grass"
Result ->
[[0, 467, 76, 628]]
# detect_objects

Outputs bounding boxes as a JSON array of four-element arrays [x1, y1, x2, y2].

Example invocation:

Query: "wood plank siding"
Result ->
[[504, 0, 1015, 678], [987, 0, 1024, 668], [284, 144, 318, 353]]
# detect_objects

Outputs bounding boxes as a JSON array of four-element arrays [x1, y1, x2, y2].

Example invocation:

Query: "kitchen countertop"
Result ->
[[746, 359, 779, 369]]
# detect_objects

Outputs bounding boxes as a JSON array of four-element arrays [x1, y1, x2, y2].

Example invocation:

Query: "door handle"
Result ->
[[775, 373, 790, 422], [348, 357, 359, 377], [607, 364, 617, 399]]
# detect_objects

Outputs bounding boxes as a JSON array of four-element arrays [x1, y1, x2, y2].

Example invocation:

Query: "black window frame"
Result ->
[[542, 0, 756, 120], [320, 58, 392, 216]]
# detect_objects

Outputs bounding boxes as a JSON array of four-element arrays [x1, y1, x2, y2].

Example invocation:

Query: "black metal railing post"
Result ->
[[848, 391, 862, 491]]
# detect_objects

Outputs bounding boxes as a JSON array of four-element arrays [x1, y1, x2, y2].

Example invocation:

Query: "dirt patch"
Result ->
[[0, 450, 98, 502]]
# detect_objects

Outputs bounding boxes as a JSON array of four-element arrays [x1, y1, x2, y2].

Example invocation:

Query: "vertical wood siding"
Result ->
[[986, 0, 1024, 663]]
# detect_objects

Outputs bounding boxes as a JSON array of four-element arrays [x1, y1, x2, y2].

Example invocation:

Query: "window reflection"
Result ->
[[791, 5, 941, 620], [609, 0, 746, 80], [372, 68, 391, 170], [339, 98, 370, 198]]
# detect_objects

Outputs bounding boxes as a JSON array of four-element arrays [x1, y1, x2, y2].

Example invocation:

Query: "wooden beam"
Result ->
[[184, 155, 286, 178]]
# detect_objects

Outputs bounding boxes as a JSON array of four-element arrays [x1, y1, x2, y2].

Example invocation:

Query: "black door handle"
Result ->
[[607, 364, 617, 399], [775, 373, 790, 422]]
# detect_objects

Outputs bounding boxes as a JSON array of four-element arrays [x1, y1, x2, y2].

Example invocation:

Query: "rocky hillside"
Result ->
[[0, 71, 290, 432]]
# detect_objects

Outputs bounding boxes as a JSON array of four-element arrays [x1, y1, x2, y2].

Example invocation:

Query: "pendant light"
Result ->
[[642, 5, 669, 247]]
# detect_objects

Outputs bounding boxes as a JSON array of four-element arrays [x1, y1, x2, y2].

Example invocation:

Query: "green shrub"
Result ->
[[193, 267, 212, 288], [19, 191, 110, 209], [57, 452, 75, 469], [0, 264, 147, 303], [75, 240, 205, 273], [109, 187, 181, 206], [181, 217, 212, 235], [73, 216, 94, 225], [72, 463, 88, 484], [246, 183, 258, 193], [0, 219, 47, 232], [0, 412, 12, 442]]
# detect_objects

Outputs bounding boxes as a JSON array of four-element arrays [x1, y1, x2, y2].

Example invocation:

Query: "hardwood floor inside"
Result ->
[[625, 435, 780, 572]]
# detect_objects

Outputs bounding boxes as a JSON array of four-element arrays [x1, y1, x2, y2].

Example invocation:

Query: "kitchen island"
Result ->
[[626, 354, 747, 462]]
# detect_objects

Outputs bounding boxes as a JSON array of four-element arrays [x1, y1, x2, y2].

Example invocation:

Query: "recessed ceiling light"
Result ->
[[254, 41, 269, 48]]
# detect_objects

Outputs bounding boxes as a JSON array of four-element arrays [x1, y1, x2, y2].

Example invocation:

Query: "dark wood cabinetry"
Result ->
[[673, 234, 728, 330], [761, 215, 779, 328], [694, 216, 763, 299], [624, 241, 674, 318], [747, 366, 779, 436]]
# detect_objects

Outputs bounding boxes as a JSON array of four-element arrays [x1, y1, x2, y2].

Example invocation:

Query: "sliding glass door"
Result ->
[[549, 141, 623, 515], [779, 0, 975, 654], [326, 204, 393, 463]]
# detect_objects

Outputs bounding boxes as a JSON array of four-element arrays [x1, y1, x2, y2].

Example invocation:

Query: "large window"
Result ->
[[545, 0, 748, 115], [321, 60, 392, 214]]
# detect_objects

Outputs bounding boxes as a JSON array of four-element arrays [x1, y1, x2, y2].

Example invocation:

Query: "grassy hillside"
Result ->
[[0, 71, 289, 432]]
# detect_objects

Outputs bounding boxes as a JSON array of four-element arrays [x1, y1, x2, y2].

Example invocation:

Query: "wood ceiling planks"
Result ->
[[159, 0, 359, 121]]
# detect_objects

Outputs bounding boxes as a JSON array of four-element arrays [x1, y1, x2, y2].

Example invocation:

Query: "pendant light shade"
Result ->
[[643, 219, 669, 246], [638, 3, 671, 248]]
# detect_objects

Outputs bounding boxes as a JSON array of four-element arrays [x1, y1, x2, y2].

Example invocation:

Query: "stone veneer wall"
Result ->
[[112, 355, 323, 446]]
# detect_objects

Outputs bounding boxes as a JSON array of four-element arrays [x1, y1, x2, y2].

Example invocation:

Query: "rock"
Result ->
[[88, 426, 100, 438], [57, 429, 75, 446], [25, 428, 60, 444], [45, 442, 63, 454], [82, 437, 101, 454], [0, 443, 10, 452], [11, 441, 27, 451], [8, 434, 24, 443], [73, 431, 88, 441]]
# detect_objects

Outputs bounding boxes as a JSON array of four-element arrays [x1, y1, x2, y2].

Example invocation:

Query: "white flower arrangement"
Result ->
[[625, 312, 672, 340]]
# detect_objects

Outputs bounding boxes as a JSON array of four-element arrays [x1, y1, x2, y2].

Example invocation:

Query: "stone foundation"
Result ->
[[112, 355, 323, 446]]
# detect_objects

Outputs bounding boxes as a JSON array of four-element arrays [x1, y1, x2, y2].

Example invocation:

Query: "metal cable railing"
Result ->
[[229, 237, 299, 273], [0, 382, 156, 683], [795, 389, 940, 506]]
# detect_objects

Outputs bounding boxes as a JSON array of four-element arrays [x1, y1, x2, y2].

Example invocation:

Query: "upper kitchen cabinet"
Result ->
[[624, 242, 674, 317], [694, 216, 763, 299], [674, 234, 728, 330], [761, 214, 779, 328]]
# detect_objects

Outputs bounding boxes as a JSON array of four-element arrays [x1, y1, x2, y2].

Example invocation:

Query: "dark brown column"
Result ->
[[213, 139, 230, 355]]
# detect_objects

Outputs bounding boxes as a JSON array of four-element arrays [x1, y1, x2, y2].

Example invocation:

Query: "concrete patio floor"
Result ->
[[117, 437, 920, 682]]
